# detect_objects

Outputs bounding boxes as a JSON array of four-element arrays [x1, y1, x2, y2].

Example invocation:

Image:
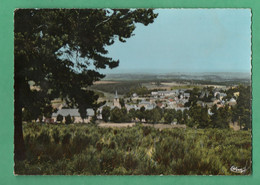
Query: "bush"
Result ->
[[65, 114, 72, 124], [57, 114, 63, 123]]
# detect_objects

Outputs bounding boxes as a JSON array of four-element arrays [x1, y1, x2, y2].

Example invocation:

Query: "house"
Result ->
[[151, 91, 158, 96], [183, 93, 190, 99], [213, 88, 221, 94], [52, 108, 95, 123], [214, 92, 227, 100], [51, 103, 63, 110], [125, 104, 140, 111], [146, 103, 156, 110], [132, 93, 138, 98], [178, 89, 186, 94], [157, 90, 176, 97], [228, 98, 237, 106], [208, 109, 214, 116], [139, 100, 151, 108], [233, 92, 240, 97], [199, 92, 205, 99], [219, 93, 227, 99]]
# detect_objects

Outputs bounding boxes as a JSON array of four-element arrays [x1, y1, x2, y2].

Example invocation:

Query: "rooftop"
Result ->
[[52, 108, 94, 117]]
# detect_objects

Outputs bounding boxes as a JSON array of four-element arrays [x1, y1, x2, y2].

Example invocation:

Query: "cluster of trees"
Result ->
[[188, 104, 231, 129], [56, 114, 74, 124], [92, 81, 144, 95], [184, 87, 217, 106], [101, 105, 189, 125], [231, 85, 251, 130], [102, 106, 132, 123], [101, 104, 226, 128], [127, 86, 151, 97]]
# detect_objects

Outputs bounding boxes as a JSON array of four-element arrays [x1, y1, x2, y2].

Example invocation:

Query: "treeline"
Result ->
[[15, 123, 251, 175], [127, 86, 151, 97], [92, 82, 166, 96], [91, 81, 143, 95], [102, 105, 234, 129], [102, 106, 186, 124]]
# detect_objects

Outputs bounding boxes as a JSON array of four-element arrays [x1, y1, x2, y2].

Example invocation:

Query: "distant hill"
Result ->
[[103, 72, 251, 84]]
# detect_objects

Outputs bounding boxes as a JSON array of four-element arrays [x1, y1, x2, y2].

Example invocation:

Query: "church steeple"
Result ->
[[113, 90, 120, 108], [115, 90, 118, 99]]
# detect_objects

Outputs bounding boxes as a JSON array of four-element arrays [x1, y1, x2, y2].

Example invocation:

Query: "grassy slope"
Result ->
[[15, 123, 252, 175]]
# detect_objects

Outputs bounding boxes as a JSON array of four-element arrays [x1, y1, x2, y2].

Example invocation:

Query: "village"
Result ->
[[50, 84, 239, 124]]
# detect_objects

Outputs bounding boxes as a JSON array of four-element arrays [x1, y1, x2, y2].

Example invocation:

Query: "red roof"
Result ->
[[157, 103, 163, 107]]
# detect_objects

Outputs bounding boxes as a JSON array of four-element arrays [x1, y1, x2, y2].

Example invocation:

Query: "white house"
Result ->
[[52, 108, 95, 123]]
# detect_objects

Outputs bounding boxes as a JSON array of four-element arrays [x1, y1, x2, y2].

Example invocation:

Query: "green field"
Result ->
[[15, 123, 252, 175]]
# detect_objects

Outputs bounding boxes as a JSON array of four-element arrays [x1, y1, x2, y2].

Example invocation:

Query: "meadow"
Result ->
[[15, 123, 252, 175]]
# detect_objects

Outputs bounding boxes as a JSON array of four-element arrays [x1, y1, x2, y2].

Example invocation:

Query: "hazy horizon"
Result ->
[[103, 71, 251, 81], [100, 69, 251, 75]]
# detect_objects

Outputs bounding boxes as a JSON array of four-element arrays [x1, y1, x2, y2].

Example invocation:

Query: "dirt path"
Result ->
[[143, 123, 186, 130], [98, 122, 240, 131], [98, 122, 186, 130], [98, 123, 135, 128]]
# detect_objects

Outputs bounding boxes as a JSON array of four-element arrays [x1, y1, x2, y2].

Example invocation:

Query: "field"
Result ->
[[15, 123, 252, 175]]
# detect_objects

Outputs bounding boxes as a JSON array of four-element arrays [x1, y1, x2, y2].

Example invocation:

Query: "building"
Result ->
[[125, 104, 140, 111], [214, 92, 227, 100], [228, 98, 237, 106], [139, 100, 151, 107], [233, 92, 240, 97], [151, 91, 158, 96], [113, 90, 121, 108], [52, 108, 94, 123], [183, 93, 190, 99], [132, 93, 138, 98]]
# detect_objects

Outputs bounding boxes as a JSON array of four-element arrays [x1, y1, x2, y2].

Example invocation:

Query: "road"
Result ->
[[98, 122, 186, 130]]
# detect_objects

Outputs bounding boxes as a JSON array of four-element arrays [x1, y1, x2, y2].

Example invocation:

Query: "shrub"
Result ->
[[62, 132, 71, 145], [52, 128, 60, 144], [37, 131, 50, 145], [65, 114, 72, 124], [57, 114, 63, 123]]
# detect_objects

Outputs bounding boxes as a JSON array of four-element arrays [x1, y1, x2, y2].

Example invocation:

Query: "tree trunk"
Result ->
[[14, 70, 25, 161], [14, 106, 25, 160]]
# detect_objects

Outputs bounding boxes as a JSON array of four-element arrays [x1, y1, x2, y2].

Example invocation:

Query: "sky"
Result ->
[[100, 9, 251, 74]]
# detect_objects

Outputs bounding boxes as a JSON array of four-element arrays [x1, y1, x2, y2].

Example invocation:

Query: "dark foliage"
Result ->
[[14, 9, 158, 160]]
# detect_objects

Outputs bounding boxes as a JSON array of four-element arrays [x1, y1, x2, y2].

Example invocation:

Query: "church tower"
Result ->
[[113, 90, 121, 108]]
